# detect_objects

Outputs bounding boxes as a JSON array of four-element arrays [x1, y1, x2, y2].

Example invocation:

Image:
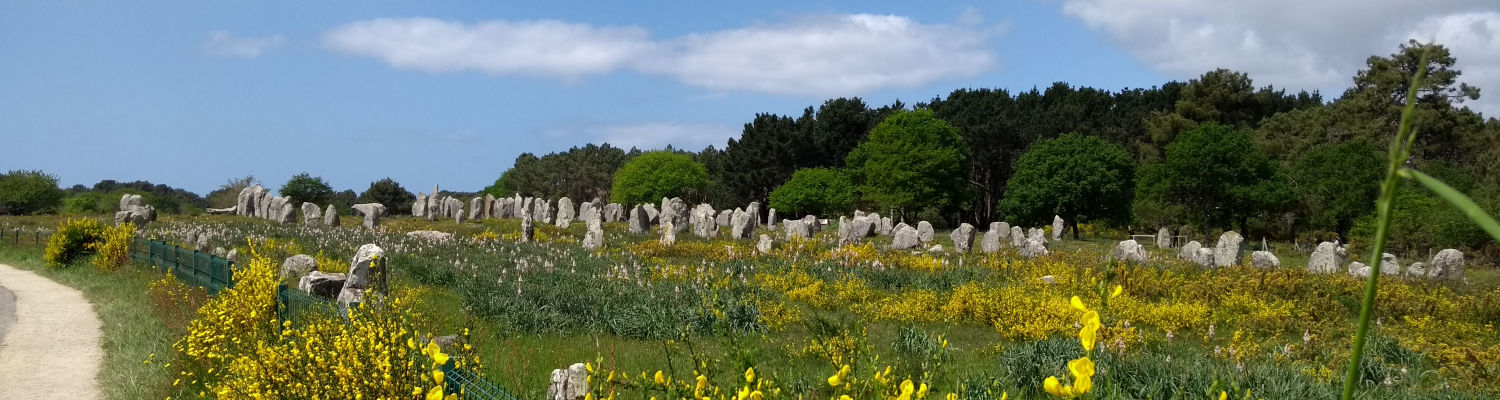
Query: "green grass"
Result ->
[[0, 244, 175, 400]]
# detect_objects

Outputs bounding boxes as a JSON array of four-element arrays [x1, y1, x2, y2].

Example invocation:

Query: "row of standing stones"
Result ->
[[1109, 228, 1467, 282]]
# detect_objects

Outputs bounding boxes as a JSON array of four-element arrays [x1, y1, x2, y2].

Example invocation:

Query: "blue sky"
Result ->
[[2, 1, 1496, 196]]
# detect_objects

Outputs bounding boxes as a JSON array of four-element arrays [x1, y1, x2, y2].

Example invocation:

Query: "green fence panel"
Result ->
[[441, 362, 520, 400]]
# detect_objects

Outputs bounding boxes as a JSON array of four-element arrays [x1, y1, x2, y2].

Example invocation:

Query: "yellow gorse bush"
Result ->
[[44, 217, 107, 267], [90, 221, 135, 272]]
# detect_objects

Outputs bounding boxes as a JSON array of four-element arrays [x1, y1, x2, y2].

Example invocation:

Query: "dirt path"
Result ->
[[0, 263, 103, 400]]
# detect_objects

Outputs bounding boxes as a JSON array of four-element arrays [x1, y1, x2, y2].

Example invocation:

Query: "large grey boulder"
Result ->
[[1052, 215, 1066, 240], [660, 197, 688, 233], [1179, 240, 1202, 261], [1406, 262, 1428, 279], [236, 186, 253, 217], [351, 203, 385, 228], [643, 203, 659, 223], [878, 216, 893, 236], [1021, 238, 1049, 259], [1429, 249, 1465, 281], [413, 193, 427, 217], [716, 209, 732, 228], [757, 234, 773, 254], [1011, 226, 1026, 247], [1308, 242, 1343, 274], [446, 197, 466, 223], [280, 254, 317, 280], [603, 203, 623, 222], [891, 223, 920, 250], [1348, 262, 1371, 278], [298, 271, 346, 299], [802, 215, 822, 234], [302, 202, 323, 226], [766, 208, 778, 229], [1250, 251, 1280, 269], [1192, 248, 1216, 268], [406, 230, 454, 241], [338, 244, 384, 308], [1379, 253, 1401, 276], [470, 197, 485, 220], [1110, 240, 1148, 263], [783, 220, 810, 239], [206, 206, 236, 215], [981, 222, 1005, 253], [660, 221, 677, 246], [1156, 228, 1172, 248], [628, 205, 649, 234], [544, 363, 590, 400], [323, 204, 339, 226], [746, 202, 761, 229], [555, 197, 575, 228], [1213, 231, 1244, 267], [729, 209, 753, 239], [581, 229, 603, 251], [483, 194, 496, 219], [916, 221, 935, 243], [276, 197, 297, 224], [950, 223, 975, 253], [691, 204, 718, 238]]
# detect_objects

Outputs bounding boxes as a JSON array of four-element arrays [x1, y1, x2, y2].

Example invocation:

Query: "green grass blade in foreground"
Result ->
[[1401, 167, 1500, 242]]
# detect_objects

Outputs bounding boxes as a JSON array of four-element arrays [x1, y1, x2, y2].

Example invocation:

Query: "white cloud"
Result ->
[[322, 14, 999, 96], [1403, 12, 1500, 116], [323, 18, 655, 80], [543, 121, 740, 151], [202, 30, 284, 59], [1059, 0, 1500, 115]]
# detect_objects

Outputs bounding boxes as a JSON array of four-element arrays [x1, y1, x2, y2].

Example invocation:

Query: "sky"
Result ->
[[2, 1, 1497, 196]]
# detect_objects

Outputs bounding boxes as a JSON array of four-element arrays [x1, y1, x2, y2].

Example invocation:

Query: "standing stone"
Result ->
[[520, 206, 535, 242], [1010, 226, 1026, 247], [281, 254, 318, 280], [258, 190, 272, 219], [1052, 215, 1066, 241], [1179, 241, 1203, 261], [236, 186, 252, 217], [1193, 248, 1216, 268], [950, 223, 975, 253], [690, 204, 717, 238], [784, 220, 810, 239], [879, 217, 894, 236], [1027, 227, 1045, 242], [448, 197, 466, 223], [891, 223, 920, 250], [351, 203, 385, 229], [1213, 231, 1244, 267], [414, 193, 427, 217], [802, 215, 822, 234], [1156, 228, 1172, 249], [916, 221, 935, 243], [1021, 238, 1049, 259], [644, 203, 659, 223], [767, 208, 778, 229], [544, 363, 590, 400], [1348, 262, 1372, 278], [1406, 262, 1428, 279], [1379, 253, 1401, 276], [1250, 251, 1280, 269], [581, 229, 603, 251], [746, 202, 761, 229], [757, 235, 773, 254], [603, 203, 623, 222], [1429, 249, 1465, 281], [1308, 242, 1343, 274], [323, 204, 339, 226], [729, 209, 753, 239], [337, 244, 385, 309], [661, 198, 688, 233], [470, 197, 484, 220], [276, 198, 297, 224], [555, 197, 575, 228], [302, 202, 322, 226], [981, 222, 1005, 254], [425, 193, 439, 221], [1110, 240, 1147, 263], [716, 209, 732, 228], [836, 217, 857, 245], [660, 221, 677, 246], [628, 205, 649, 234]]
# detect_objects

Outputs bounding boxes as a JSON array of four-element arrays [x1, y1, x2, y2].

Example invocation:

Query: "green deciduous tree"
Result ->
[[279, 173, 334, 205], [610, 152, 708, 206], [206, 176, 255, 209], [0, 170, 64, 215], [844, 110, 969, 221], [358, 178, 415, 215], [1290, 141, 1383, 237], [768, 168, 856, 218], [1146, 122, 1292, 231], [999, 134, 1135, 236]]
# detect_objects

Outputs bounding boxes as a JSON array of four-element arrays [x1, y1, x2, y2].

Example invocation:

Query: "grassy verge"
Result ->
[[0, 244, 174, 400]]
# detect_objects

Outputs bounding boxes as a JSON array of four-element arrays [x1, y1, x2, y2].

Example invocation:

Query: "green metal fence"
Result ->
[[443, 360, 521, 400], [130, 238, 235, 294]]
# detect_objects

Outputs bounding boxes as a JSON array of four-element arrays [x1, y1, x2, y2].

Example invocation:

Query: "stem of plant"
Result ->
[[1339, 47, 1429, 400]]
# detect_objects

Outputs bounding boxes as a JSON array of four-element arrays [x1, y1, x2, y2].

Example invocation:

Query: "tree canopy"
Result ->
[[0, 170, 64, 215], [999, 134, 1135, 234], [279, 173, 335, 206], [610, 152, 709, 205], [1147, 122, 1291, 230], [844, 110, 969, 221], [358, 178, 416, 215], [768, 168, 856, 218]]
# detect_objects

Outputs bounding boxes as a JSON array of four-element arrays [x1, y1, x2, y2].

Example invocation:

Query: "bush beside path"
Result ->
[[0, 262, 102, 400]]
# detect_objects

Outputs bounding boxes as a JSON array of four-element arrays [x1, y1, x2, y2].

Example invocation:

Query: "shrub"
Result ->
[[358, 177, 415, 215], [0, 169, 64, 215], [610, 152, 708, 205], [43, 217, 107, 267], [769, 168, 856, 217], [278, 172, 335, 205], [90, 222, 135, 272]]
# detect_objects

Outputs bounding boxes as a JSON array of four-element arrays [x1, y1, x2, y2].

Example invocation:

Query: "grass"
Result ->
[[0, 243, 176, 400]]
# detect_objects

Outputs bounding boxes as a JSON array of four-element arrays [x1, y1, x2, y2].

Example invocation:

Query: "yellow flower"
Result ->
[[1110, 285, 1123, 298], [1070, 296, 1087, 312], [1217, 392, 1227, 400], [917, 382, 929, 399], [828, 364, 850, 387], [946, 394, 958, 400], [1079, 320, 1100, 352], [840, 396, 853, 400], [654, 370, 666, 386], [1043, 376, 1074, 399], [426, 387, 444, 400], [745, 367, 755, 383]]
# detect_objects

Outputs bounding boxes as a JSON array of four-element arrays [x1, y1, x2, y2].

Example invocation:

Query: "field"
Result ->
[[3, 213, 1500, 400]]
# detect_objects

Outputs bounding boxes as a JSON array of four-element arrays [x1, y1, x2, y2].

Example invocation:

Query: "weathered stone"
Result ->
[[801, 215, 821, 234], [555, 197, 575, 228], [351, 203, 385, 228], [520, 206, 535, 242], [891, 223, 920, 250], [406, 230, 453, 241], [1179, 241, 1202, 261], [119, 193, 143, 211], [836, 217, 856, 245], [691, 204, 718, 238], [470, 197, 484, 220], [1027, 227, 1045, 242], [767, 208, 778, 229], [544, 363, 590, 400], [1406, 262, 1428, 279], [1011, 226, 1026, 247], [484, 194, 496, 219], [302, 202, 322, 226], [603, 203, 624, 222], [981, 222, 1004, 253], [276, 197, 297, 224], [916, 221, 934, 243], [226, 248, 238, 263], [236, 186, 253, 217], [1213, 231, 1244, 267], [757, 234, 773, 254], [206, 206, 236, 215], [716, 209, 732, 228], [281, 254, 317, 279], [928, 244, 945, 253], [1348, 262, 1371, 278], [581, 229, 603, 251], [1110, 240, 1148, 263], [644, 203, 659, 223], [1250, 251, 1280, 269], [413, 193, 427, 217], [1379, 253, 1401, 276], [1021, 237, 1049, 259], [1307, 242, 1343, 274], [1156, 228, 1172, 248], [783, 220, 810, 239], [660, 221, 676, 246], [1040, 275, 1056, 285], [114, 209, 151, 226], [257, 190, 272, 219], [879, 217, 893, 236], [628, 205, 649, 234], [298, 271, 346, 299], [729, 209, 753, 239], [337, 244, 384, 308], [663, 198, 688, 233], [1193, 248, 1216, 268], [1052, 215, 1066, 241], [324, 204, 339, 226], [950, 223, 975, 253], [1429, 249, 1464, 281], [447, 197, 466, 223]]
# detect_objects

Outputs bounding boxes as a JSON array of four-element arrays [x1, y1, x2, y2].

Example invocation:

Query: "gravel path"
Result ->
[[0, 263, 103, 399]]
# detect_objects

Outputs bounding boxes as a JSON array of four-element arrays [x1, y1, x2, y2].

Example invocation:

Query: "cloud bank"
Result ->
[[202, 30, 284, 59]]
